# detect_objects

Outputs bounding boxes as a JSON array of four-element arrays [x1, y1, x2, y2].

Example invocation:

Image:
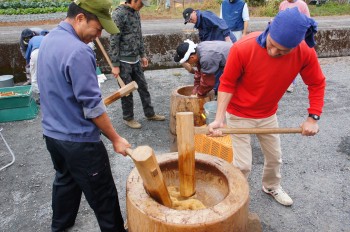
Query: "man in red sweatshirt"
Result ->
[[208, 7, 325, 206]]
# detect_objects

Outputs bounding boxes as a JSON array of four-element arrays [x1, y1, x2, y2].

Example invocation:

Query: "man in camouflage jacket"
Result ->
[[110, 0, 165, 129]]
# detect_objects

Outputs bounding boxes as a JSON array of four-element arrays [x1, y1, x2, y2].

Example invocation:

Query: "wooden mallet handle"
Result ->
[[103, 81, 138, 106], [95, 37, 125, 88], [194, 127, 302, 134]]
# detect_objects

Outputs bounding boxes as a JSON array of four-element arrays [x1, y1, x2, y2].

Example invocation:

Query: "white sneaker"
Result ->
[[262, 186, 293, 206]]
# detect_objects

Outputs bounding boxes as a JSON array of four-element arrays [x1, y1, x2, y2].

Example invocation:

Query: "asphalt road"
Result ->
[[1, 56, 350, 231]]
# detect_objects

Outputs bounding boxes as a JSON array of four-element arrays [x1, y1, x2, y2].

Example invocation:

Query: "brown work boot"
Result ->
[[147, 114, 165, 121], [124, 119, 141, 129]]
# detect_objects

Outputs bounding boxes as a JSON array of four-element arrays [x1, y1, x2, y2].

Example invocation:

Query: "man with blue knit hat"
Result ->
[[37, 0, 130, 231], [208, 7, 326, 206]]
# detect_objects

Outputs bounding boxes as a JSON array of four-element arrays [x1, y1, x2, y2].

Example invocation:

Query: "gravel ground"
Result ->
[[1, 56, 350, 231]]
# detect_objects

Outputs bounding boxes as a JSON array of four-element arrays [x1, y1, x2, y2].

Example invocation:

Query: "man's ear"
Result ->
[[75, 13, 86, 23], [189, 53, 197, 62]]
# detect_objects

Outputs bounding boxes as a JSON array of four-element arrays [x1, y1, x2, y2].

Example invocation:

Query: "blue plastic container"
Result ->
[[204, 101, 217, 125]]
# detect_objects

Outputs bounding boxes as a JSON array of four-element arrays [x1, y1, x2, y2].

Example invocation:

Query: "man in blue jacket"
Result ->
[[183, 8, 236, 43]]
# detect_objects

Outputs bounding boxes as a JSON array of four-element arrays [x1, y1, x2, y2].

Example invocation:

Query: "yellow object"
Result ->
[[168, 186, 206, 210], [194, 133, 233, 163]]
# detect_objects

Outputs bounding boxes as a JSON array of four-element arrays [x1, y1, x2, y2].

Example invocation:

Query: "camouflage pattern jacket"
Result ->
[[110, 4, 146, 67]]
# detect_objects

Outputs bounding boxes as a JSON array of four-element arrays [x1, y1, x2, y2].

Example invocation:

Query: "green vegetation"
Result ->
[[309, 1, 350, 16], [139, 0, 350, 18], [0, 0, 349, 17], [0, 0, 69, 15], [248, 0, 350, 17]]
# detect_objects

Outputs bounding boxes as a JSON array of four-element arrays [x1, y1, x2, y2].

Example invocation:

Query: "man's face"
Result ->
[[266, 34, 293, 58], [186, 53, 198, 66], [76, 14, 103, 44], [130, 0, 144, 11], [187, 11, 197, 24]]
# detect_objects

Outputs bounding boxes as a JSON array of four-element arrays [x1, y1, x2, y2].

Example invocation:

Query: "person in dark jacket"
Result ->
[[110, 0, 165, 129], [183, 7, 236, 43]]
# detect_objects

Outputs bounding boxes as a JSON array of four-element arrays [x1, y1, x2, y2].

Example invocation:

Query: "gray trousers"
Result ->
[[119, 61, 155, 121]]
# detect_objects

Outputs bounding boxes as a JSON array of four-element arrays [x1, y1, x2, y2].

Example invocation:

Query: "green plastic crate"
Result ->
[[0, 85, 32, 110], [0, 99, 38, 123]]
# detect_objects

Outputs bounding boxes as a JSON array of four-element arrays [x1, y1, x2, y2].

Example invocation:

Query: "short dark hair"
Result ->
[[125, 0, 139, 3], [67, 2, 98, 22]]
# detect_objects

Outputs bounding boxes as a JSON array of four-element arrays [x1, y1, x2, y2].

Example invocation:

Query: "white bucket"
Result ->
[[204, 101, 217, 125], [0, 75, 14, 88]]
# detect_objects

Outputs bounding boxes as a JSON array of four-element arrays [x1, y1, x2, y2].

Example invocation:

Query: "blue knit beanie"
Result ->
[[268, 7, 318, 48]]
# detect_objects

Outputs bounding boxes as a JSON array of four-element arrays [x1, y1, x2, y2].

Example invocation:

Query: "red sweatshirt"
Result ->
[[219, 32, 326, 118]]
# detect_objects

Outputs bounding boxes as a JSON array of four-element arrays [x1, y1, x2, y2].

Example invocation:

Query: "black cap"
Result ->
[[174, 42, 189, 62], [183, 8, 194, 24]]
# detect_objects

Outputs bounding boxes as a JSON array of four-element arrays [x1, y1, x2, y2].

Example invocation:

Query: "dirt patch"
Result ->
[[0, 19, 61, 27]]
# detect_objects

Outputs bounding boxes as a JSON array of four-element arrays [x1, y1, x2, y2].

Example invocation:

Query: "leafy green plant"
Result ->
[[0, 0, 70, 14]]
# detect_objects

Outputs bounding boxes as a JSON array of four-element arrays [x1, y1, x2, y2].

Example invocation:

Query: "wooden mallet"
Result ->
[[95, 38, 138, 106], [194, 127, 303, 134], [176, 112, 303, 198], [125, 146, 173, 208], [176, 112, 196, 197]]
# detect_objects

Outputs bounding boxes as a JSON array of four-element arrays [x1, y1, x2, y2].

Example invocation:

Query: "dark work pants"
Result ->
[[44, 136, 126, 232], [119, 61, 155, 121]]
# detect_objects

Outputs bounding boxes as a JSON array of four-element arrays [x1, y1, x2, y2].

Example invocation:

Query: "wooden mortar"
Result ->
[[126, 153, 250, 232]]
